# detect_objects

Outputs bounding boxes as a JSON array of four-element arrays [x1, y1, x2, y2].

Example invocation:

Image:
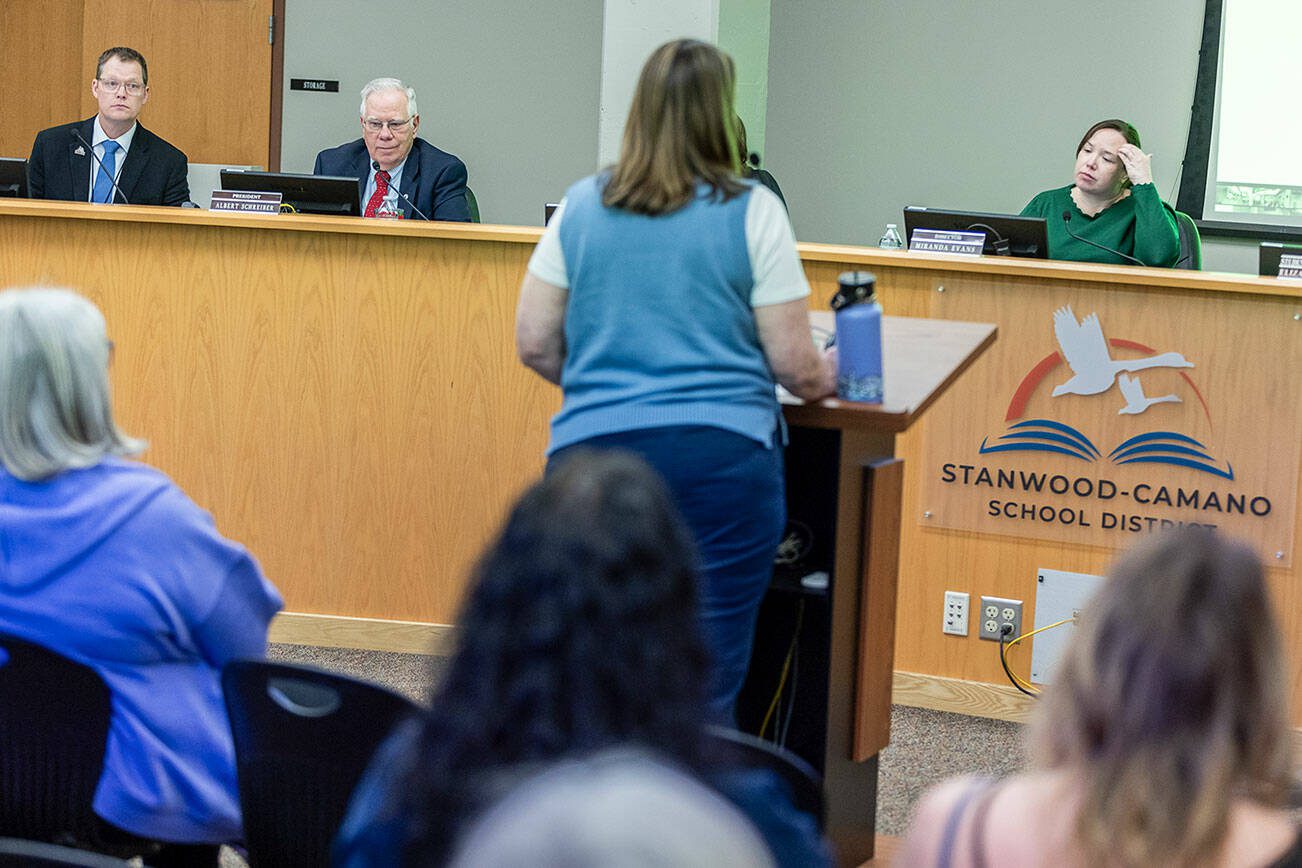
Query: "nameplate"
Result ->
[[290, 78, 339, 93], [210, 190, 283, 213], [909, 228, 985, 256], [1277, 253, 1302, 279]]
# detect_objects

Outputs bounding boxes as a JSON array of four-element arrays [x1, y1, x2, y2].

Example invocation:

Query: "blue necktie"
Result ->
[[92, 140, 121, 204]]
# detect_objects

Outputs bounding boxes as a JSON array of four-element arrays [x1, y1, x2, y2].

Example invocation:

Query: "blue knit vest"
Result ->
[[548, 174, 782, 454]]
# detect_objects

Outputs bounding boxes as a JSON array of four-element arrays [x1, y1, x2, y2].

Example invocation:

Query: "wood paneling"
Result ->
[[854, 458, 904, 761], [269, 612, 454, 655], [892, 671, 1036, 723], [797, 249, 1302, 721], [81, 0, 273, 166], [0, 0, 85, 157], [0, 2, 273, 165], [0, 202, 555, 624]]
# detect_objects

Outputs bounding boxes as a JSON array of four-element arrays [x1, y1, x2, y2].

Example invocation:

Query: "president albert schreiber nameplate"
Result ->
[[1278, 253, 1302, 279], [908, 228, 985, 256], [210, 190, 283, 214]]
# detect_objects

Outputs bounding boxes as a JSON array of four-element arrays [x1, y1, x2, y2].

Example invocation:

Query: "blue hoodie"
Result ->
[[0, 457, 282, 843]]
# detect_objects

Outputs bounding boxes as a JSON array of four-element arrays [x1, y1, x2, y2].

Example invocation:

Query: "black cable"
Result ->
[[999, 626, 1038, 698]]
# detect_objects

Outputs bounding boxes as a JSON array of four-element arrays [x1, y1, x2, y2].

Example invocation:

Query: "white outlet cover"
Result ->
[[943, 590, 969, 636], [1030, 568, 1105, 685]]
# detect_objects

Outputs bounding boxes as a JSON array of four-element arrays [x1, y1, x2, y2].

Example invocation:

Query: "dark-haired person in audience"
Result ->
[[516, 39, 835, 721], [898, 527, 1299, 868], [332, 451, 831, 867], [28, 47, 190, 206], [1020, 119, 1179, 267], [314, 78, 471, 221], [0, 287, 282, 866]]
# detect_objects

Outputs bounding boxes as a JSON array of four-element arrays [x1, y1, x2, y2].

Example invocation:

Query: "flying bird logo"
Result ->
[[978, 307, 1233, 479]]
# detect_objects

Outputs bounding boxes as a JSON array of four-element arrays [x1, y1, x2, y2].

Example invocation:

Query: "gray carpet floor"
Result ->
[[265, 642, 1028, 837]]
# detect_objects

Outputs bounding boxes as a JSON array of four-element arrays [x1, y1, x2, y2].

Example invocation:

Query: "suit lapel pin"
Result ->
[[74, 146, 86, 156]]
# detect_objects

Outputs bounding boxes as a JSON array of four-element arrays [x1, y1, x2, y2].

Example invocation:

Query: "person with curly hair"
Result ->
[[332, 451, 829, 867]]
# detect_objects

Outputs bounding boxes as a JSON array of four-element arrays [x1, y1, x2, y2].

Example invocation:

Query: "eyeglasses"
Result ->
[[363, 117, 413, 133], [98, 78, 145, 96]]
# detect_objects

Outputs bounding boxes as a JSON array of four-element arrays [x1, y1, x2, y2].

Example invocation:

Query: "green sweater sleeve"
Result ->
[[1129, 183, 1180, 267]]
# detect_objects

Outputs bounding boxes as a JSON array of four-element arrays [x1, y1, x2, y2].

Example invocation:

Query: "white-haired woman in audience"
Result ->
[[0, 287, 282, 866], [898, 527, 1298, 868]]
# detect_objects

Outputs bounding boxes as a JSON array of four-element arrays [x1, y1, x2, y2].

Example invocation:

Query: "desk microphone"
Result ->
[[1060, 210, 1144, 266], [397, 191, 431, 221], [73, 130, 131, 205], [371, 160, 431, 220]]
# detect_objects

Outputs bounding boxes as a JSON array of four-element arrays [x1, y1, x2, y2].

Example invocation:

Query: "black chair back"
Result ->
[[705, 725, 824, 828], [1172, 208, 1203, 270], [0, 837, 132, 867], [465, 186, 481, 223], [0, 634, 111, 846], [222, 660, 421, 868]]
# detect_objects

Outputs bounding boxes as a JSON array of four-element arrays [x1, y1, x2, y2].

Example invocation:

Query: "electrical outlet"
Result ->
[[942, 591, 969, 636], [978, 596, 1023, 641]]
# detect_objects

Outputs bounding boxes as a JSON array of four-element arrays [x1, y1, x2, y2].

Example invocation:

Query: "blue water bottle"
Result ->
[[831, 271, 883, 403]]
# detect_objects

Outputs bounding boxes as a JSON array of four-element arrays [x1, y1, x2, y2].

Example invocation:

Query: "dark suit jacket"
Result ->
[[28, 118, 190, 206], [313, 137, 471, 222]]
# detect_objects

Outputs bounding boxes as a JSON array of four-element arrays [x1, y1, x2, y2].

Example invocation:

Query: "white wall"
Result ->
[[597, 0, 719, 166], [763, 0, 1255, 272], [281, 0, 603, 226]]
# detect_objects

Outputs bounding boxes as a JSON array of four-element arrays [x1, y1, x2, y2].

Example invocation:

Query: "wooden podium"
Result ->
[[738, 314, 995, 864]]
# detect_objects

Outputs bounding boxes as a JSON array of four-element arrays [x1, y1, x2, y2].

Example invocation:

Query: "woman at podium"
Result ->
[[515, 39, 836, 719], [1021, 119, 1180, 267]]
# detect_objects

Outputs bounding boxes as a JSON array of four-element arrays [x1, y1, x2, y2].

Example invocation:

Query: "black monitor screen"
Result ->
[[0, 158, 29, 198], [903, 206, 1048, 258], [220, 170, 360, 216], [1258, 242, 1302, 277]]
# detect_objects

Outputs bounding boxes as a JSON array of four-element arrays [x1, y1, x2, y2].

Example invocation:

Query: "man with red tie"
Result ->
[[28, 46, 189, 206], [313, 78, 471, 222]]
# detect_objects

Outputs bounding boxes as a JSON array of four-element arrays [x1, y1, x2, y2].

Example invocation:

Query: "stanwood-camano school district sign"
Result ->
[[921, 284, 1299, 566]]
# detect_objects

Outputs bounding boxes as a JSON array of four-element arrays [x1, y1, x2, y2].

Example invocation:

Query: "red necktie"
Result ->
[[364, 170, 391, 217]]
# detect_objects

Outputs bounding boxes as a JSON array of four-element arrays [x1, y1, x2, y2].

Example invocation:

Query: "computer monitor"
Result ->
[[903, 206, 1048, 258], [0, 158, 29, 198], [220, 170, 360, 216], [1258, 241, 1302, 277]]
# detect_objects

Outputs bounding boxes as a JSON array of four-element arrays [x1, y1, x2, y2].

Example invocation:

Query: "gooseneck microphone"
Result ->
[[1060, 210, 1144, 266], [397, 191, 431, 221], [371, 159, 432, 221], [73, 129, 131, 205]]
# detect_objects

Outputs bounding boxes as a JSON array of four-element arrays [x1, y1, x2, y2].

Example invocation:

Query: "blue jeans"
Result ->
[[552, 425, 785, 720]]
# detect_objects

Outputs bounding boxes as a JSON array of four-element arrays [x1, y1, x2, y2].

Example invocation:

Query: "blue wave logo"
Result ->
[[979, 421, 1234, 479], [1108, 432, 1234, 480], [979, 420, 1098, 462]]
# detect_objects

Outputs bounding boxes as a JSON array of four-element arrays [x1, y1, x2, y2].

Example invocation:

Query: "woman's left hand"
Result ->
[[1117, 144, 1154, 186]]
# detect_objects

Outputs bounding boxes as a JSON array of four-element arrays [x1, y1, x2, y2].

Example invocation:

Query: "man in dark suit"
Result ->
[[313, 78, 471, 222], [28, 46, 189, 207]]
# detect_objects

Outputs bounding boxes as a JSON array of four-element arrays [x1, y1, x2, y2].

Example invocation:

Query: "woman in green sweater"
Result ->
[[1021, 119, 1179, 267]]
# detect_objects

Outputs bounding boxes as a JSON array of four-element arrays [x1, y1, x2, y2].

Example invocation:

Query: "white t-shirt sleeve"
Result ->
[[747, 185, 810, 307], [526, 197, 570, 288]]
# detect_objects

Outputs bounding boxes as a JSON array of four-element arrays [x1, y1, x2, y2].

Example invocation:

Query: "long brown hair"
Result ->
[[603, 40, 744, 215], [1032, 528, 1292, 867]]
